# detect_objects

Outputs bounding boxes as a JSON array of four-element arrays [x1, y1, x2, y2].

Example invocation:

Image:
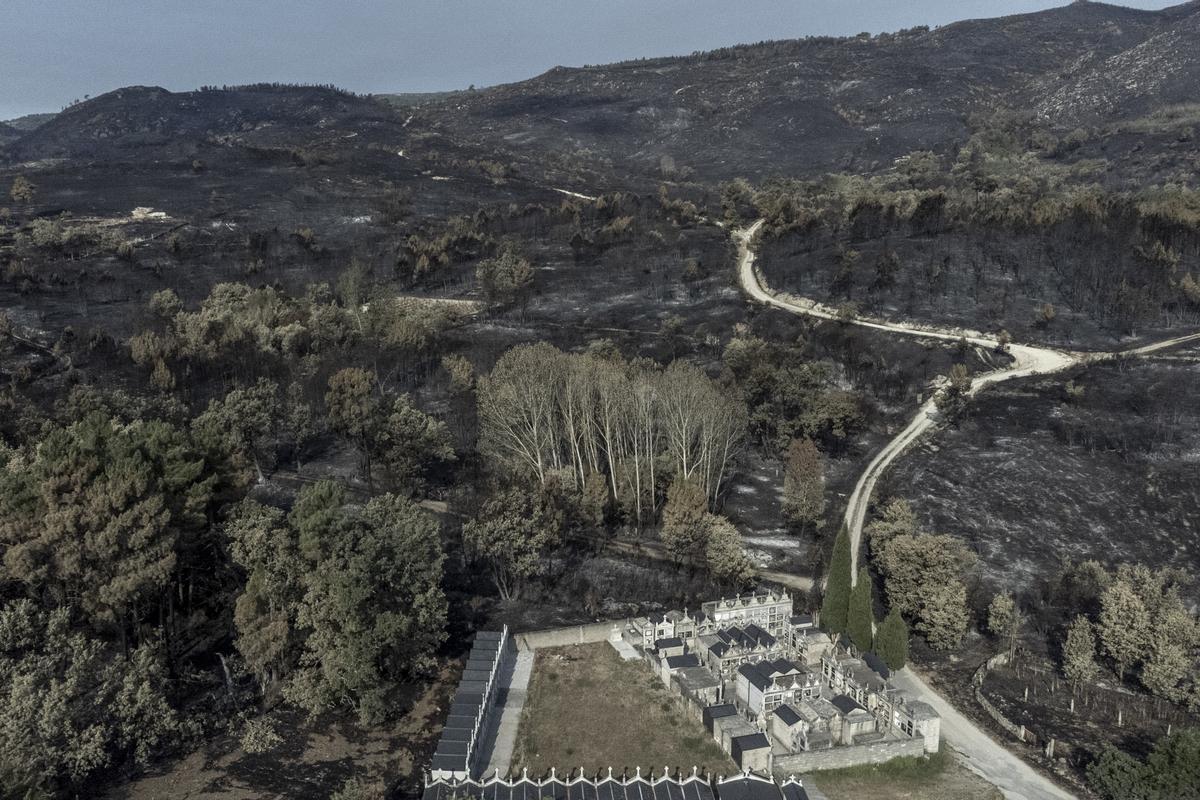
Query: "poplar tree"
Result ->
[[847, 567, 875, 652], [821, 525, 853, 634]]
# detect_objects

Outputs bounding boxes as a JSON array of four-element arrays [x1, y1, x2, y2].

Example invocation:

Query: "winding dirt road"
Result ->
[[735, 220, 1200, 576], [733, 219, 1200, 800]]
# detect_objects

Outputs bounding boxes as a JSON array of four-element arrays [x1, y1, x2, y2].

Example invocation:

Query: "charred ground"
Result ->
[[2, 2, 1200, 798]]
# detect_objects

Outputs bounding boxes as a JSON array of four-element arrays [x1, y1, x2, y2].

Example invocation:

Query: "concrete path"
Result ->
[[608, 635, 640, 661], [482, 649, 535, 778], [889, 668, 1074, 800]]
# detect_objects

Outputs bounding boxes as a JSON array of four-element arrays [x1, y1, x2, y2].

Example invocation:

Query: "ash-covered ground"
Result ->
[[888, 347, 1200, 598]]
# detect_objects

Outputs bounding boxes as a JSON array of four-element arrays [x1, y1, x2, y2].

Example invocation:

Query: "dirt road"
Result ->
[[888, 669, 1076, 800], [734, 221, 1078, 577], [733, 219, 1200, 800]]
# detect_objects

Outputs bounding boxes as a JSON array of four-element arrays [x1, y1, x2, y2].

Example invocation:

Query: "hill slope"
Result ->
[[413, 0, 1200, 182]]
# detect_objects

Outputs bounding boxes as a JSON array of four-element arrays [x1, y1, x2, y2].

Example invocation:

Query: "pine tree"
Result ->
[[848, 567, 874, 652], [821, 525, 853, 634], [876, 606, 909, 670]]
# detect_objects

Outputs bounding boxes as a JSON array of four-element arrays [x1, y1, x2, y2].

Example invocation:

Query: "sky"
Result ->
[[0, 0, 1180, 121]]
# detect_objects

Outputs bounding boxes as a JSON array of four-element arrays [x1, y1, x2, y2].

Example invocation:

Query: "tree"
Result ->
[[148, 288, 183, 319], [1061, 615, 1099, 689], [1097, 579, 1151, 682], [865, 498, 917, 556], [821, 526, 853, 634], [662, 476, 709, 564], [782, 437, 825, 533], [9, 176, 35, 205], [240, 718, 283, 754], [847, 567, 874, 652], [331, 778, 388, 800], [281, 381, 318, 470], [1087, 746, 1156, 800], [462, 487, 564, 600], [875, 533, 975, 617], [193, 378, 279, 482], [225, 500, 304, 695], [476, 244, 534, 309], [917, 581, 969, 651], [1087, 729, 1200, 800], [937, 363, 973, 418], [377, 394, 455, 496], [987, 592, 1022, 659], [703, 514, 755, 587], [0, 412, 221, 643], [285, 492, 447, 723], [325, 367, 381, 489], [1142, 604, 1195, 701], [579, 472, 610, 531], [0, 600, 181, 794], [875, 606, 909, 670]]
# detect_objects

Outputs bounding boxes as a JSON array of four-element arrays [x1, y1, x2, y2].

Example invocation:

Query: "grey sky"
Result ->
[[0, 0, 1179, 120]]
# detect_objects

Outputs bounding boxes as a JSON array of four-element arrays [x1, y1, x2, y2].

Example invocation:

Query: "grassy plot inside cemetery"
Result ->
[[513, 642, 734, 777]]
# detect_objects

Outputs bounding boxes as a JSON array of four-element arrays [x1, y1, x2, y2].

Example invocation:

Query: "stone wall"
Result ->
[[514, 619, 629, 651], [972, 652, 1029, 743], [773, 737, 926, 774]]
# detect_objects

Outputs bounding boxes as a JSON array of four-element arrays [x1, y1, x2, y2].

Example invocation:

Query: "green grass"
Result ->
[[513, 642, 734, 778], [808, 745, 1003, 800], [809, 745, 952, 782]]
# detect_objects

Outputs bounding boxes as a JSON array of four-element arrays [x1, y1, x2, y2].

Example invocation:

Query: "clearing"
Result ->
[[513, 642, 734, 777]]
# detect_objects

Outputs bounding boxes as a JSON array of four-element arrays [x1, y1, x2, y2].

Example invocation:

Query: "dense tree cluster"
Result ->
[[0, 410, 234, 794], [722, 333, 865, 454], [865, 498, 975, 651], [130, 277, 460, 398], [478, 342, 747, 524], [1050, 561, 1200, 707], [228, 485, 447, 723], [1087, 727, 1200, 800]]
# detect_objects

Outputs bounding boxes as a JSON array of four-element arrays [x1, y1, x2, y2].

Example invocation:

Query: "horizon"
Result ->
[[0, 0, 1181, 121]]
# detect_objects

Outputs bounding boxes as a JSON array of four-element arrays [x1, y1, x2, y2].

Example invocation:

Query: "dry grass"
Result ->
[[808, 748, 1003, 800], [513, 642, 734, 777]]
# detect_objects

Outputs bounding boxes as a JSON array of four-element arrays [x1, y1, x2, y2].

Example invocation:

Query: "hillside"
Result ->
[[3, 2, 1198, 189], [414, 0, 1200, 184]]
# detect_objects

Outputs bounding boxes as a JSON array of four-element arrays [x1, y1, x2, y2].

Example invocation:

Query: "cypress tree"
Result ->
[[876, 606, 909, 670], [848, 567, 874, 652], [821, 525, 852, 634]]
